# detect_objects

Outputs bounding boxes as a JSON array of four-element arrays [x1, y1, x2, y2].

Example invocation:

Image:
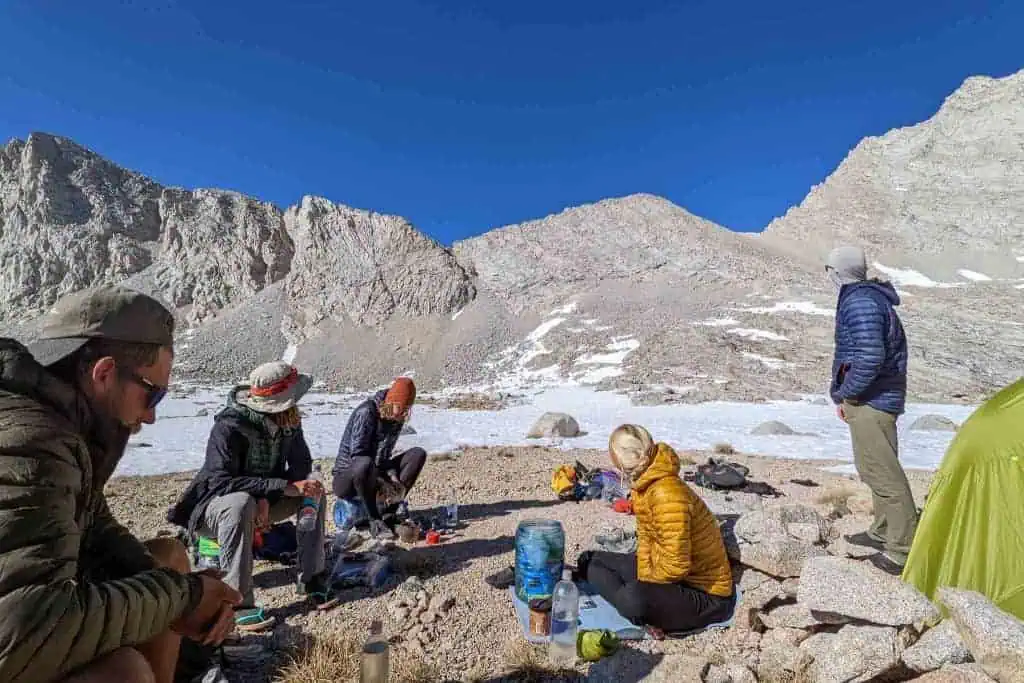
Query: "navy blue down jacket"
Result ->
[[830, 280, 908, 415]]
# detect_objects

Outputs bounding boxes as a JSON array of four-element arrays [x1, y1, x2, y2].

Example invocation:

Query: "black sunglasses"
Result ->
[[120, 370, 168, 410]]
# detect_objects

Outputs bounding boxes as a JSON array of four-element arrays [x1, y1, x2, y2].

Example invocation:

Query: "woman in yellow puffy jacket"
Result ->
[[575, 424, 734, 634]]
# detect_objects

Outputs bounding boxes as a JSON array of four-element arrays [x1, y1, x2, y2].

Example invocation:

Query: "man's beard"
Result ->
[[85, 388, 135, 486], [98, 390, 139, 433]]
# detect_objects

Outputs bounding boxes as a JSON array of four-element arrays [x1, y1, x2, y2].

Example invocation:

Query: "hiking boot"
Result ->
[[866, 552, 905, 576], [381, 500, 410, 520], [298, 573, 340, 611], [844, 531, 886, 552]]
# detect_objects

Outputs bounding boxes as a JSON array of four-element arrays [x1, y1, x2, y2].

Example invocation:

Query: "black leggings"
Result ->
[[332, 447, 427, 519], [577, 550, 734, 633]]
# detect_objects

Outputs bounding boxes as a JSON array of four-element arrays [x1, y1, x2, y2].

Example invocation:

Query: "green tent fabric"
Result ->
[[902, 378, 1024, 620]]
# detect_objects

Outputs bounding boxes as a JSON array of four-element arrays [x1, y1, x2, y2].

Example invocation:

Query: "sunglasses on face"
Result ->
[[120, 370, 168, 410]]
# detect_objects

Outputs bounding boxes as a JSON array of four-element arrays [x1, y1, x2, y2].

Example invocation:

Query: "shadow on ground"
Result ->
[[455, 646, 665, 683], [585, 647, 665, 682], [252, 499, 566, 625], [252, 560, 301, 590], [454, 497, 566, 522]]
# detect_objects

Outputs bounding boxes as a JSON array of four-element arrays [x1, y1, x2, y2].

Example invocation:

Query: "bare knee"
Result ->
[[63, 647, 155, 683], [145, 537, 190, 573]]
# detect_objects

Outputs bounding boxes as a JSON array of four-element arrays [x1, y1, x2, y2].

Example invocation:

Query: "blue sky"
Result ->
[[0, 1, 1020, 244]]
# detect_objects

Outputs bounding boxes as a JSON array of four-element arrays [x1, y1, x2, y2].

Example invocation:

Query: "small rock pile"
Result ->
[[386, 576, 457, 655], [712, 501, 1024, 682]]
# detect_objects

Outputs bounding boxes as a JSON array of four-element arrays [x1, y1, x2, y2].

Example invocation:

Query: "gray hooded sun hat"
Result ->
[[236, 361, 313, 414]]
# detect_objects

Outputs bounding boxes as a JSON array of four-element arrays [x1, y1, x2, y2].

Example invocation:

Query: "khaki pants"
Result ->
[[198, 493, 326, 606], [844, 401, 919, 562]]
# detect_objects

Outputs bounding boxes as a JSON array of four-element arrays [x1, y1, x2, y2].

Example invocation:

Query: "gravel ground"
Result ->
[[106, 446, 935, 682]]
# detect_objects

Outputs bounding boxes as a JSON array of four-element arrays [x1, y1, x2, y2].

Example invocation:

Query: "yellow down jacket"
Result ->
[[631, 443, 733, 597]]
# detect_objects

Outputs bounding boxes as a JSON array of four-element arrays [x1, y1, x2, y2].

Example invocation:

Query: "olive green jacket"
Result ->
[[0, 339, 201, 682]]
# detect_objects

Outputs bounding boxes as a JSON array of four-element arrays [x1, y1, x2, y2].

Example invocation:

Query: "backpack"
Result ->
[[694, 458, 750, 490], [551, 464, 578, 500]]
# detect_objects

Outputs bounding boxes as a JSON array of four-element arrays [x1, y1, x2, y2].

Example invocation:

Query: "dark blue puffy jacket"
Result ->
[[830, 280, 908, 415]]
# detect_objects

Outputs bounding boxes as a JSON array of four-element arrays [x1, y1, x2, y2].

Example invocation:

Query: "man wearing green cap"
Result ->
[[0, 285, 242, 683]]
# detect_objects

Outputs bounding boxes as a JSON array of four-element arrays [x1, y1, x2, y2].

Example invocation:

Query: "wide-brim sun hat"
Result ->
[[236, 361, 313, 414]]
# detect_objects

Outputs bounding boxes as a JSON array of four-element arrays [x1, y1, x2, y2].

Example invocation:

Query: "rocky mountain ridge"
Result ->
[[3, 68, 1023, 403]]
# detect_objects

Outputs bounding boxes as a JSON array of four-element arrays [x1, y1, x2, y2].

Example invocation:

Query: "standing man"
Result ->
[[169, 361, 336, 633], [0, 285, 241, 683], [826, 245, 916, 575], [332, 377, 427, 539]]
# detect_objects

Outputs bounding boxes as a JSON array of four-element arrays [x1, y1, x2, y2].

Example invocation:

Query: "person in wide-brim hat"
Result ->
[[235, 361, 314, 414], [168, 360, 338, 633]]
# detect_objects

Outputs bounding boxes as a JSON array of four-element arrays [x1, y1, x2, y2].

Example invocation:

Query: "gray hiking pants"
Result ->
[[844, 401, 919, 562], [198, 492, 326, 606]]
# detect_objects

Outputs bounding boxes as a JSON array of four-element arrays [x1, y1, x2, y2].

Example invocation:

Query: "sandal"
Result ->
[[234, 606, 275, 632], [297, 573, 341, 611], [645, 625, 666, 641]]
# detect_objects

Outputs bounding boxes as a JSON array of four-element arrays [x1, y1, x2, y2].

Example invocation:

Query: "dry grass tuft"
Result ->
[[713, 442, 737, 456], [274, 633, 441, 683], [274, 633, 360, 683], [482, 640, 581, 683]]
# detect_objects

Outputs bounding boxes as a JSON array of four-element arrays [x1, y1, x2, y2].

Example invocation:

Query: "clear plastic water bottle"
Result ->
[[297, 466, 322, 533], [548, 569, 579, 667], [444, 493, 458, 528], [360, 619, 389, 683]]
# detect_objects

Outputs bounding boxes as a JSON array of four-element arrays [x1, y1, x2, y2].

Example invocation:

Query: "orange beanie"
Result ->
[[384, 377, 416, 408]]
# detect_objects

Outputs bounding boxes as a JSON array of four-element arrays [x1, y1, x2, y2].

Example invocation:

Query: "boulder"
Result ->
[[761, 603, 849, 630], [915, 664, 998, 682], [798, 556, 941, 627], [902, 620, 972, 673], [910, 414, 959, 431], [800, 625, 904, 683], [704, 663, 757, 683], [733, 504, 831, 577], [761, 626, 811, 648], [786, 522, 824, 544], [756, 641, 810, 682], [939, 588, 1024, 683], [750, 420, 797, 435], [735, 504, 829, 545], [780, 578, 800, 599], [526, 412, 581, 438], [733, 570, 785, 630], [738, 534, 827, 578]]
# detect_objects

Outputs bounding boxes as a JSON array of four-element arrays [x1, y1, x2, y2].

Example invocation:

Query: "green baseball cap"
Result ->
[[28, 285, 176, 367]]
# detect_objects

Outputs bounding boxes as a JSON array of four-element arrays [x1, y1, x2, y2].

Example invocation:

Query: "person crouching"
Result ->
[[169, 361, 336, 633], [331, 377, 427, 539], [574, 424, 734, 635]]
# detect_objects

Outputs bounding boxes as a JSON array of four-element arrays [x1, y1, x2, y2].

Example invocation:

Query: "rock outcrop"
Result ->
[[5, 69, 1024, 396]]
